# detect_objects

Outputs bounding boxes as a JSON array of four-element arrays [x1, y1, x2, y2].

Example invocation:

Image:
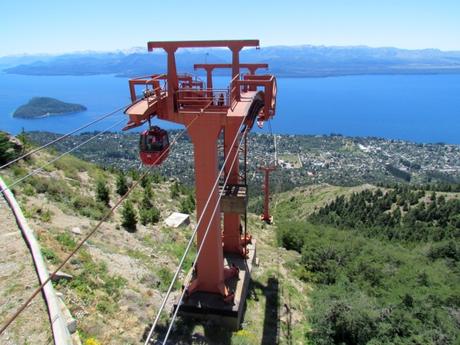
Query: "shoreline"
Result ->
[[12, 110, 87, 120]]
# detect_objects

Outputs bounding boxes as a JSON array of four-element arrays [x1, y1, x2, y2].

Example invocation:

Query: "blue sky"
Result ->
[[1, 0, 459, 56]]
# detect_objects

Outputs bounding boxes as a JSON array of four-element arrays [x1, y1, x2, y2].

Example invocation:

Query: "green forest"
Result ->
[[276, 187, 460, 344]]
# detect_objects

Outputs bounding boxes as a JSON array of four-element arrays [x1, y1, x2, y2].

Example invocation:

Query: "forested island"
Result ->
[[13, 97, 86, 118]]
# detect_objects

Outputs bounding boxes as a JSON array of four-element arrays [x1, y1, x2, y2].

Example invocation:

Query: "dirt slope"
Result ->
[[0, 193, 52, 345]]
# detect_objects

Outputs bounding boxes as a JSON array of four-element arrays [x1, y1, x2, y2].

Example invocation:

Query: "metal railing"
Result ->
[[175, 88, 230, 112], [128, 72, 276, 119]]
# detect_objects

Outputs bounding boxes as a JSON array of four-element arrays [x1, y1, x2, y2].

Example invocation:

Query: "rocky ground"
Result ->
[[0, 193, 52, 345]]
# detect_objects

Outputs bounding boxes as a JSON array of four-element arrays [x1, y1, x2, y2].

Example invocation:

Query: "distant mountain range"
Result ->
[[2, 45, 460, 78]]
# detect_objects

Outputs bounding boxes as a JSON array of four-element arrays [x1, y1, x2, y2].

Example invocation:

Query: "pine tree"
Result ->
[[180, 194, 196, 214], [170, 181, 180, 199], [142, 185, 153, 208], [116, 173, 128, 196], [129, 169, 140, 181], [96, 179, 110, 206], [141, 174, 152, 189], [0, 133, 15, 165], [151, 172, 162, 183], [121, 201, 137, 231], [139, 206, 160, 225], [139, 185, 160, 225]]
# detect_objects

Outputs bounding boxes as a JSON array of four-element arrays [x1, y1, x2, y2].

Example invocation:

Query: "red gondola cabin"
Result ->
[[139, 126, 170, 166]]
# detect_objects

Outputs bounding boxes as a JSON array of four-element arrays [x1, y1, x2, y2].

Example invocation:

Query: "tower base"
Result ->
[[260, 214, 273, 224], [176, 240, 256, 330]]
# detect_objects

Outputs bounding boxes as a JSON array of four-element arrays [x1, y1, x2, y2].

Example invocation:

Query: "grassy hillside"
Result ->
[[1, 147, 309, 345], [3, 135, 459, 344]]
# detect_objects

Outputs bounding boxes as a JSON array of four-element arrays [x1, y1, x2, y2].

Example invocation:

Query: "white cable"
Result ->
[[143, 115, 248, 345], [0, 116, 126, 194], [0, 115, 198, 336], [0, 104, 129, 170]]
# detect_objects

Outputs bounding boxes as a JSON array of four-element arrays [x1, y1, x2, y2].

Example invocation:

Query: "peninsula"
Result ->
[[13, 97, 86, 118]]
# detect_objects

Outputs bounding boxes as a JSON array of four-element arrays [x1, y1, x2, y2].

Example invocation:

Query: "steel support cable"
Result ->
[[0, 115, 199, 335], [161, 125, 250, 345], [0, 103, 130, 170], [143, 114, 248, 345], [0, 115, 126, 194]]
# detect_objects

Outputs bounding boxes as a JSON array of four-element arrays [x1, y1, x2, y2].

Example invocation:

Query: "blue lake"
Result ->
[[0, 72, 459, 144]]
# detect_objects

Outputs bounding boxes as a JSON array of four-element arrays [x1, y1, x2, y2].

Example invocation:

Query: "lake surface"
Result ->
[[0, 73, 459, 144]]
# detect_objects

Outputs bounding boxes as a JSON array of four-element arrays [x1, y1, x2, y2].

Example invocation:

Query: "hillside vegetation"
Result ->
[[2, 134, 459, 344], [275, 185, 460, 344], [0, 143, 309, 345]]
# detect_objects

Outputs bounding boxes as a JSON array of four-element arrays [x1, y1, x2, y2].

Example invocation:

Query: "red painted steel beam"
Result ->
[[147, 40, 259, 113], [147, 40, 259, 51], [194, 63, 268, 72]]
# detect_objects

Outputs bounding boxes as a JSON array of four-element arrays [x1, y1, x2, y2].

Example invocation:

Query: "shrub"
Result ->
[[39, 208, 53, 223], [95, 179, 110, 206], [156, 267, 180, 292], [53, 155, 91, 180], [0, 132, 18, 165], [121, 201, 137, 231], [276, 221, 307, 252], [140, 174, 152, 189], [310, 285, 378, 345], [41, 247, 58, 264], [115, 173, 128, 196], [55, 232, 76, 250], [428, 240, 459, 262], [22, 184, 36, 196], [180, 194, 195, 214], [71, 194, 107, 219], [170, 181, 181, 199], [29, 176, 74, 203], [139, 206, 160, 225]]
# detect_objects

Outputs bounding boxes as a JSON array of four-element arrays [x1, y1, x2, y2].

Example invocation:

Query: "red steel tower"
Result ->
[[124, 40, 277, 327]]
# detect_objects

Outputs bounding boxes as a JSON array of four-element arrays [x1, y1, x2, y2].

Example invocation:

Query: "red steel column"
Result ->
[[165, 47, 179, 114], [230, 46, 242, 101], [205, 66, 213, 90], [187, 117, 226, 295]]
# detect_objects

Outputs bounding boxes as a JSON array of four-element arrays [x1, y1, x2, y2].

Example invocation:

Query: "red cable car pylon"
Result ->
[[123, 39, 277, 328], [258, 120, 278, 224], [258, 164, 276, 224]]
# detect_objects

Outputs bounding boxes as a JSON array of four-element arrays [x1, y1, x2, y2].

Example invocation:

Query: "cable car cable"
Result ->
[[0, 115, 199, 335], [0, 116, 126, 194], [0, 103, 130, 170]]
